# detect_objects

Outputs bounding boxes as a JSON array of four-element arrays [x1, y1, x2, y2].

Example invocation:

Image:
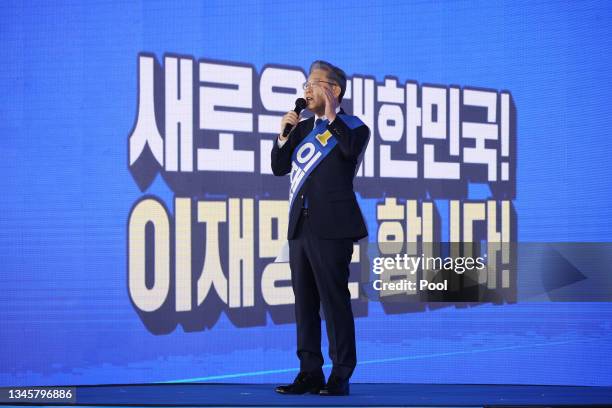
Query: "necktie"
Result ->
[[315, 118, 323, 128]]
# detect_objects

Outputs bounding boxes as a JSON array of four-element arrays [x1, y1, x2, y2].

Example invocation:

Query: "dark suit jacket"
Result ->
[[271, 108, 370, 241]]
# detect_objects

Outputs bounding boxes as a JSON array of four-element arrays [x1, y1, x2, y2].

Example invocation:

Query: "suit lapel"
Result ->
[[300, 116, 315, 138]]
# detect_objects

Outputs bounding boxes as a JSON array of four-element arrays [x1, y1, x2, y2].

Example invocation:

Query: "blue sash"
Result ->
[[288, 114, 364, 214], [275, 114, 366, 263]]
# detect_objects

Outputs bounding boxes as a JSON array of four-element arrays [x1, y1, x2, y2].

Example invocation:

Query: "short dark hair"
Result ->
[[309, 60, 347, 103]]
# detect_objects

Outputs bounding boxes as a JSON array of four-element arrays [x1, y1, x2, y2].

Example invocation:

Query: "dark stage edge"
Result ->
[[3, 383, 612, 407]]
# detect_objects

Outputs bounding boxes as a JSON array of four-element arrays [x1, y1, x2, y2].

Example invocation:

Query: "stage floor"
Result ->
[[7, 382, 611, 407]]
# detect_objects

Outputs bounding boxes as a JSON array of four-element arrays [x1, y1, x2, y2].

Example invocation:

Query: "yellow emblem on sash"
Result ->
[[315, 130, 333, 146]]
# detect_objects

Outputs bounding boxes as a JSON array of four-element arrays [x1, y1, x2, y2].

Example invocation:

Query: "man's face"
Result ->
[[304, 69, 337, 113]]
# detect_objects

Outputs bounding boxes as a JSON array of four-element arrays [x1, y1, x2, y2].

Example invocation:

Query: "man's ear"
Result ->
[[333, 85, 341, 100]]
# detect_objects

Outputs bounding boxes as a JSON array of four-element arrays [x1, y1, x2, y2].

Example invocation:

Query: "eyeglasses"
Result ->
[[302, 80, 337, 90]]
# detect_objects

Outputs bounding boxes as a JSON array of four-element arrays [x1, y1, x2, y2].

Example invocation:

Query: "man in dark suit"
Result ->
[[271, 60, 370, 396]]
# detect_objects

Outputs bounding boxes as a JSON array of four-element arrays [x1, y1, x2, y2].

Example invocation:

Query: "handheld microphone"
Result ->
[[283, 98, 307, 137]]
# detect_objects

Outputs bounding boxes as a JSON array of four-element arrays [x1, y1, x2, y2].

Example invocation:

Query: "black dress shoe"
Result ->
[[275, 371, 325, 395], [319, 375, 350, 396]]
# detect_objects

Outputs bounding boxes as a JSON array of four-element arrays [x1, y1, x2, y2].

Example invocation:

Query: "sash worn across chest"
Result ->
[[275, 113, 366, 262], [288, 118, 337, 213], [287, 114, 366, 214]]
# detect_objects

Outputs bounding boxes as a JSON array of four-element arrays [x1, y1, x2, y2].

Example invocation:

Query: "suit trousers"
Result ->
[[288, 209, 357, 381]]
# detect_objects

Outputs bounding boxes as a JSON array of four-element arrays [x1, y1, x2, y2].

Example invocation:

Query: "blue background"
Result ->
[[1, 0, 611, 386]]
